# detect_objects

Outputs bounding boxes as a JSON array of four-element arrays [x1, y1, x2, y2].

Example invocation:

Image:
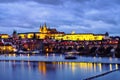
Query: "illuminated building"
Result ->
[[18, 23, 108, 41], [55, 33, 105, 41], [18, 23, 64, 39], [0, 43, 16, 53], [0, 34, 9, 39]]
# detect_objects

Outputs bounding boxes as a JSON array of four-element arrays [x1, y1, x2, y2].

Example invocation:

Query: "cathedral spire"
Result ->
[[39, 25, 43, 32], [42, 23, 48, 33], [40, 25, 41, 28], [44, 22, 47, 28]]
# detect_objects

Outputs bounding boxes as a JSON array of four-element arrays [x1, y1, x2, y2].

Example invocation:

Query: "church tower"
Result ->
[[12, 30, 18, 39], [43, 23, 48, 33], [39, 25, 43, 33]]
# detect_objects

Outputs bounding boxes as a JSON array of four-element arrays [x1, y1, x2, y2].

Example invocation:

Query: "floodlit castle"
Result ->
[[18, 23, 64, 39], [17, 23, 108, 41]]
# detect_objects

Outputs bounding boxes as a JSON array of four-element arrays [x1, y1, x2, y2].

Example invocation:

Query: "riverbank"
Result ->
[[0, 55, 120, 64]]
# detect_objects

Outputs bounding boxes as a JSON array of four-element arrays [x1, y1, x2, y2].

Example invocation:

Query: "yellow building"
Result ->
[[0, 43, 16, 53], [39, 23, 64, 39], [18, 23, 106, 41], [18, 33, 27, 39], [55, 33, 105, 41], [0, 34, 9, 39], [18, 23, 64, 39]]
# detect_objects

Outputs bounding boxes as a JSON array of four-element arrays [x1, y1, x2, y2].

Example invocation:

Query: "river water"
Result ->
[[0, 61, 119, 80]]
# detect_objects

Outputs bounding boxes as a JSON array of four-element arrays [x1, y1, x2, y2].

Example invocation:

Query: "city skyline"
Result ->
[[0, 0, 120, 36]]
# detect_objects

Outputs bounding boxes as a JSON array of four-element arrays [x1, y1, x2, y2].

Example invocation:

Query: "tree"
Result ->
[[12, 30, 17, 38], [105, 32, 109, 36]]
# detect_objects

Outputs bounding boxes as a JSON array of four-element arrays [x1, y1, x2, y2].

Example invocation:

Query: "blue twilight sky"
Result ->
[[0, 0, 120, 36]]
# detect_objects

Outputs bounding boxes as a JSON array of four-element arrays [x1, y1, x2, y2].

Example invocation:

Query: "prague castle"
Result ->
[[18, 23, 65, 39], [1, 23, 107, 41], [17, 23, 107, 41]]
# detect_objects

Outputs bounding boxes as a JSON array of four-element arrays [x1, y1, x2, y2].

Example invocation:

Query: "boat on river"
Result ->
[[65, 49, 79, 55], [65, 54, 77, 59]]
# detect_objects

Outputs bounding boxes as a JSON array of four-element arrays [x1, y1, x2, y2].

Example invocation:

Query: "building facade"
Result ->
[[18, 23, 64, 39], [17, 23, 107, 41], [55, 33, 105, 41], [0, 34, 9, 39]]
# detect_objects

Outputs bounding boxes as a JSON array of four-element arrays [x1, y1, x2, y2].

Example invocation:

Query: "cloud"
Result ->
[[0, 0, 63, 5], [0, 0, 120, 36]]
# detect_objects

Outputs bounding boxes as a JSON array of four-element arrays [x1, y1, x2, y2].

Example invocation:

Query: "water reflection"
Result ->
[[0, 61, 120, 80], [110, 64, 112, 71], [38, 62, 46, 75], [98, 63, 102, 72], [115, 64, 118, 69]]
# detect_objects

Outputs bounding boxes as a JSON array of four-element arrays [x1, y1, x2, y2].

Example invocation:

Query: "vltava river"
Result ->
[[0, 61, 119, 80]]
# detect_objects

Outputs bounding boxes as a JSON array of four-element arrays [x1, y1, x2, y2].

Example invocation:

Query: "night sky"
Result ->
[[0, 0, 120, 36]]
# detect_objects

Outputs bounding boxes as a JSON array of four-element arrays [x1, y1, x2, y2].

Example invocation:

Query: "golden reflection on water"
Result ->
[[62, 62, 120, 73], [79, 63, 87, 69], [93, 63, 96, 72], [57, 62, 95, 73], [35, 61, 120, 76], [71, 62, 76, 73], [38, 62, 46, 76], [78, 62, 93, 70], [50, 62, 101, 73], [27, 61, 31, 73], [27, 61, 31, 69], [98, 63, 102, 72], [58, 62, 62, 69], [115, 64, 118, 69], [110, 64, 112, 71]]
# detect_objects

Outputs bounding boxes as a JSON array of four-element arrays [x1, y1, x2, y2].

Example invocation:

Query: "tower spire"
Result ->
[[44, 22, 47, 28], [42, 22, 47, 33], [39, 25, 43, 32]]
